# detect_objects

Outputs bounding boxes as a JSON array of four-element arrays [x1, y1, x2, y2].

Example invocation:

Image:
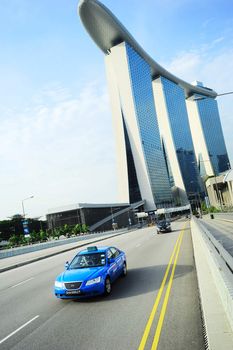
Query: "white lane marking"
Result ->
[[0, 315, 39, 345], [10, 277, 34, 289], [135, 243, 141, 248]]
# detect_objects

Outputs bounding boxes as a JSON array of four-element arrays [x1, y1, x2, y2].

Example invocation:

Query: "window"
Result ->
[[69, 253, 106, 269], [110, 247, 120, 258]]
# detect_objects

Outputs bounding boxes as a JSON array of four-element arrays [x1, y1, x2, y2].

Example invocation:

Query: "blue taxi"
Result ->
[[54, 246, 127, 298]]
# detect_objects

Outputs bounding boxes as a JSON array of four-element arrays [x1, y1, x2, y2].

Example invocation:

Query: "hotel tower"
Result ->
[[79, 0, 230, 211]]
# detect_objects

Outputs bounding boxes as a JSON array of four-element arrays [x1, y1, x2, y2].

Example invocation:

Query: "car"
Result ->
[[54, 246, 127, 299], [156, 220, 172, 234]]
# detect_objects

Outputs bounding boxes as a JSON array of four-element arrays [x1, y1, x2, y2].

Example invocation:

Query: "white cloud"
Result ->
[[0, 81, 117, 219], [164, 51, 202, 82]]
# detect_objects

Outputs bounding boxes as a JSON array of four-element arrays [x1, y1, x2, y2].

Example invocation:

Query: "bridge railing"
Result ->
[[191, 217, 233, 332]]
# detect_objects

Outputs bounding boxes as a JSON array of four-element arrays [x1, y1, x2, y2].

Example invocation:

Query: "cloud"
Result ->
[[0, 81, 117, 219], [164, 51, 202, 82]]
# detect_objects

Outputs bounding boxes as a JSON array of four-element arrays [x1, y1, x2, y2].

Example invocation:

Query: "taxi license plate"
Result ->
[[66, 290, 81, 295]]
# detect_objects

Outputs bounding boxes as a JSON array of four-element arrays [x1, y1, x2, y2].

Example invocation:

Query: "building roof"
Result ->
[[78, 0, 217, 99], [47, 202, 129, 215]]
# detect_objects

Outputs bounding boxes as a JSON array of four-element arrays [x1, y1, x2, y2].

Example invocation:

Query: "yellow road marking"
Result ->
[[151, 229, 185, 349], [138, 228, 184, 350]]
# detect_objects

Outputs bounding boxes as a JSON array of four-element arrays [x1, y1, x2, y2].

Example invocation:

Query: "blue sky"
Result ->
[[0, 0, 232, 219]]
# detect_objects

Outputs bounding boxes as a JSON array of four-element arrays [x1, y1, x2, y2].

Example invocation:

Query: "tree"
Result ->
[[8, 234, 25, 247], [81, 224, 89, 233], [72, 224, 82, 236], [39, 230, 48, 242]]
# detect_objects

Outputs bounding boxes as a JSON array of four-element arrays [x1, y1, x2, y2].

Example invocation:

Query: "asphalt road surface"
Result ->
[[0, 219, 204, 350], [200, 216, 233, 256]]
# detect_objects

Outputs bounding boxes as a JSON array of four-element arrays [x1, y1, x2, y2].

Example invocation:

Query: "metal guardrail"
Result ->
[[195, 218, 233, 275], [191, 217, 233, 344]]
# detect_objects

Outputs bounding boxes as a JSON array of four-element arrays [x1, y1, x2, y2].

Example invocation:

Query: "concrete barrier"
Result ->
[[191, 217, 233, 349], [0, 228, 128, 259]]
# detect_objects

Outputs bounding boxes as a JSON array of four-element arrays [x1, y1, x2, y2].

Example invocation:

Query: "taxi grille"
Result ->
[[65, 282, 82, 290]]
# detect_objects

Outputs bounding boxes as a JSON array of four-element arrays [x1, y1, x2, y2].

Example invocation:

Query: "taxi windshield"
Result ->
[[69, 253, 106, 269]]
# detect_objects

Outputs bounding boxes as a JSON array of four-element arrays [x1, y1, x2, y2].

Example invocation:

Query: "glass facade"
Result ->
[[123, 116, 142, 203], [125, 43, 172, 205], [159, 77, 202, 196], [161, 138, 175, 187], [47, 204, 135, 231], [196, 98, 230, 175]]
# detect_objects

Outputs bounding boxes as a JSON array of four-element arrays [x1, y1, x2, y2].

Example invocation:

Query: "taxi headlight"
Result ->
[[55, 281, 64, 289], [86, 276, 101, 286]]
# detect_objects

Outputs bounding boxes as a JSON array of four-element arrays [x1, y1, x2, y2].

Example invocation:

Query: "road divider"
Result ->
[[138, 223, 186, 350]]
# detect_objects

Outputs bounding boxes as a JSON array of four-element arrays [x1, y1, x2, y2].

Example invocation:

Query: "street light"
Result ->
[[193, 91, 233, 101], [22, 196, 34, 218]]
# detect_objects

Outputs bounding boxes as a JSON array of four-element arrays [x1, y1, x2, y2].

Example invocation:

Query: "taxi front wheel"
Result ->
[[104, 277, 111, 295], [121, 262, 127, 277]]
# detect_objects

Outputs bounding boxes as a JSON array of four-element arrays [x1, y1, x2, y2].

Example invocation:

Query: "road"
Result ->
[[0, 219, 204, 350], [200, 216, 233, 256]]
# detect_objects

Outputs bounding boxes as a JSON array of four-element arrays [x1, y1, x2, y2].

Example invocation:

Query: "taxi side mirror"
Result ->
[[65, 261, 69, 269]]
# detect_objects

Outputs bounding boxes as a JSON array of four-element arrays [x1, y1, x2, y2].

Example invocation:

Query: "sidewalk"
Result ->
[[0, 230, 129, 273]]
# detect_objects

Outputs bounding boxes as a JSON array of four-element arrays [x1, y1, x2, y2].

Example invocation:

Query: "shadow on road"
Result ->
[[73, 264, 193, 303]]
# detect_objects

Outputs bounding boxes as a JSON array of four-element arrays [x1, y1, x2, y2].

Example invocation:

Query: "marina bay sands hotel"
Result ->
[[78, 0, 230, 211]]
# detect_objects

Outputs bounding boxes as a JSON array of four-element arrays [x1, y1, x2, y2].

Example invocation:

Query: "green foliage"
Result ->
[[39, 230, 48, 241], [4, 221, 89, 249], [52, 228, 62, 240], [72, 224, 82, 235], [8, 234, 26, 247], [208, 206, 220, 213], [81, 224, 89, 233], [201, 202, 208, 212], [29, 230, 40, 243]]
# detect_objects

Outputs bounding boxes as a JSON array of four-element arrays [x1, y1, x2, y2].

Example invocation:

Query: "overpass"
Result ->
[[0, 216, 233, 349]]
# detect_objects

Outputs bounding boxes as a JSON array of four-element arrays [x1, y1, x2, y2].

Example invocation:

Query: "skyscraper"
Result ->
[[105, 42, 172, 210], [153, 77, 203, 202], [186, 81, 230, 177], [78, 0, 230, 210]]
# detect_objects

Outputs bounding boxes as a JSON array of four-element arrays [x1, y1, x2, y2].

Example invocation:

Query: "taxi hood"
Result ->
[[61, 266, 105, 282]]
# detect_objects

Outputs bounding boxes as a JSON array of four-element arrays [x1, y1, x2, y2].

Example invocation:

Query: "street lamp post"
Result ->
[[22, 196, 34, 218]]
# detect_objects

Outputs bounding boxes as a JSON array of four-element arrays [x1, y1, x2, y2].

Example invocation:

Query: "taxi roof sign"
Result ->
[[87, 246, 98, 251]]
